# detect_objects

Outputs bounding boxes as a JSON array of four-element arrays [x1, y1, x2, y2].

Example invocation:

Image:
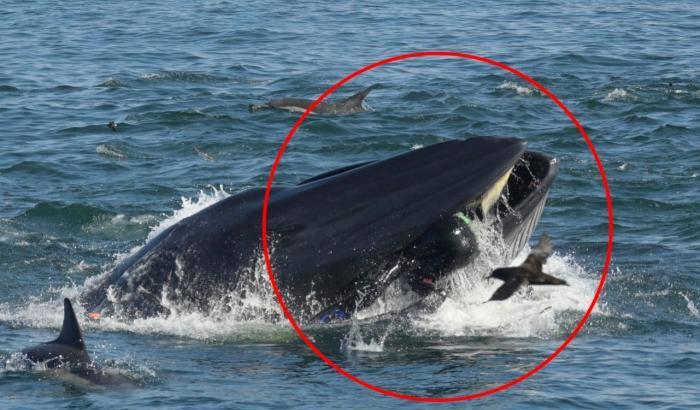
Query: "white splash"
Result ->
[[341, 319, 388, 353], [140, 73, 160, 81], [80, 186, 231, 293], [359, 220, 600, 339], [109, 213, 159, 226], [147, 185, 230, 242], [0, 352, 34, 373], [68, 260, 95, 273], [667, 87, 688, 96], [412, 251, 598, 338], [497, 81, 539, 96], [96, 144, 126, 160], [603, 88, 634, 102], [680, 293, 699, 318], [0, 256, 288, 343]]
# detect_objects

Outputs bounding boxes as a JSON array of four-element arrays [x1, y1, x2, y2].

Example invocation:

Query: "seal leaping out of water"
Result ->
[[248, 86, 374, 115], [487, 234, 567, 301]]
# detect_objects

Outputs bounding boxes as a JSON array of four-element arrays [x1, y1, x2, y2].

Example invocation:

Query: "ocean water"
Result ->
[[1, 0, 699, 408]]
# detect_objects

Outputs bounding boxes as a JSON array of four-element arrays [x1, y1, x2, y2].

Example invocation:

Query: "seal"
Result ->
[[487, 234, 568, 301]]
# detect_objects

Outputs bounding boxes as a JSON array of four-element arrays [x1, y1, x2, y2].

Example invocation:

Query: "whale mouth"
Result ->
[[455, 150, 557, 227], [496, 151, 559, 260]]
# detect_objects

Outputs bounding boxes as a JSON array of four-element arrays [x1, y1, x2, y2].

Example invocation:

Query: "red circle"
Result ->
[[260, 51, 614, 402]]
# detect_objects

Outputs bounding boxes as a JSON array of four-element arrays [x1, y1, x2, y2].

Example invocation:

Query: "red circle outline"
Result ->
[[261, 51, 614, 402]]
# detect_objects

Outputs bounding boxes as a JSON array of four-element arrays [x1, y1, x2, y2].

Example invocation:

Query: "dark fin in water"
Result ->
[[51, 298, 85, 351], [489, 275, 527, 301], [341, 86, 374, 106]]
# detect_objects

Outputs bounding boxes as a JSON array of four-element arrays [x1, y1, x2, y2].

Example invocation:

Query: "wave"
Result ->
[[0, 161, 69, 178], [341, 319, 390, 353], [595, 81, 700, 105], [603, 87, 636, 102], [0, 85, 21, 93], [680, 293, 699, 318], [97, 77, 125, 88], [51, 84, 83, 92], [549, 52, 630, 67], [0, 350, 157, 387], [496, 80, 541, 96], [124, 109, 232, 123], [97, 70, 231, 89], [54, 124, 116, 136], [401, 90, 444, 101], [96, 144, 127, 160], [15, 202, 114, 230], [10, 201, 160, 246], [137, 70, 229, 83]]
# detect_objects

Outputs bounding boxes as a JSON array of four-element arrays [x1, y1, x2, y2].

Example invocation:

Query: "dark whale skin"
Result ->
[[82, 137, 556, 322]]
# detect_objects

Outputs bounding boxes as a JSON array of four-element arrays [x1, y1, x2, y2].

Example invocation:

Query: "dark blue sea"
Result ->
[[1, 1, 699, 408]]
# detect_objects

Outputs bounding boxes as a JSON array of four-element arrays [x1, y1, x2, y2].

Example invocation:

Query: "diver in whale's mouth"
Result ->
[[81, 136, 558, 324]]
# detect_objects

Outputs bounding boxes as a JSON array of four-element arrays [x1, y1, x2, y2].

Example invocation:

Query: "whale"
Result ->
[[248, 86, 373, 115], [81, 136, 558, 323], [22, 298, 114, 385]]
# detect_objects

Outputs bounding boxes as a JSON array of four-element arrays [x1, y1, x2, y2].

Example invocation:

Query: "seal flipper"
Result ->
[[489, 275, 528, 301], [530, 272, 567, 286], [52, 298, 85, 350]]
